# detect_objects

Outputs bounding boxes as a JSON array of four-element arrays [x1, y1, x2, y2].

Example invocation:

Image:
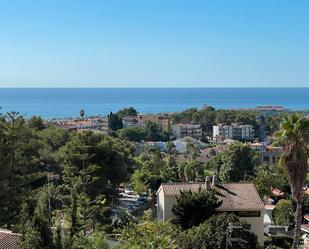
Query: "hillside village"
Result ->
[[1, 106, 309, 249]]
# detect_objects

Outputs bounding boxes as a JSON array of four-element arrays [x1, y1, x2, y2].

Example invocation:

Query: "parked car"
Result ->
[[124, 188, 134, 195]]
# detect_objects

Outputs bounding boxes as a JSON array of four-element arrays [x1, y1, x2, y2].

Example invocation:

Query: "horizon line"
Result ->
[[0, 86, 309, 89]]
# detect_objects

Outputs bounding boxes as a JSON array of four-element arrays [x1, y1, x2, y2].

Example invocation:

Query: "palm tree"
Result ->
[[275, 114, 309, 249], [166, 140, 176, 157], [185, 140, 200, 162]]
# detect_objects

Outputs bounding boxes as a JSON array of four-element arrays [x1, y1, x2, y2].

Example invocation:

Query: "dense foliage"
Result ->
[[172, 188, 222, 229], [0, 112, 136, 248], [273, 199, 294, 227], [171, 107, 289, 137], [177, 213, 259, 249]]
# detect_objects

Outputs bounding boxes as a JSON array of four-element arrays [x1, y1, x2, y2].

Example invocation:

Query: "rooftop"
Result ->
[[173, 123, 201, 127], [0, 229, 21, 249], [159, 182, 264, 212]]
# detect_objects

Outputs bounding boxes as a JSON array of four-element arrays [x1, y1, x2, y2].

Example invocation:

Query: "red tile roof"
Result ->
[[0, 229, 21, 249], [159, 182, 264, 212], [271, 188, 284, 196], [304, 214, 309, 221]]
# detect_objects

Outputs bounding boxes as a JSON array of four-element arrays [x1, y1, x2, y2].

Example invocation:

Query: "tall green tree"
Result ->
[[185, 140, 200, 162], [172, 188, 222, 230], [275, 114, 309, 249], [0, 112, 46, 227], [273, 199, 294, 227], [219, 143, 256, 182], [107, 112, 123, 131]]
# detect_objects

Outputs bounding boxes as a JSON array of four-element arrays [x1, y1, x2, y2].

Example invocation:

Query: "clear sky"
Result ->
[[0, 0, 309, 87]]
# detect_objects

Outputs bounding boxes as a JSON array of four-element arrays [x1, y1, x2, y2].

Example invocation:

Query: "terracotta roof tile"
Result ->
[[159, 182, 264, 212], [0, 229, 21, 249]]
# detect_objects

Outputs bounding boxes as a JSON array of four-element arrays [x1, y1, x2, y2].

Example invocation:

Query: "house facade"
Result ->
[[156, 180, 265, 245]]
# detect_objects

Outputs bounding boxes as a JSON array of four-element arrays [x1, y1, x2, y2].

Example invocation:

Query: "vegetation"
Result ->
[[117, 127, 147, 142], [108, 112, 123, 131], [172, 188, 222, 229], [116, 107, 138, 118], [275, 114, 309, 248], [273, 199, 294, 227], [171, 107, 289, 137], [116, 219, 178, 249], [207, 142, 257, 183], [253, 164, 289, 197], [0, 112, 136, 248], [177, 213, 259, 249], [1, 107, 308, 249]]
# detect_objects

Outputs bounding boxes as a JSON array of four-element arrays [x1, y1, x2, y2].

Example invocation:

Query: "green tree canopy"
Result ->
[[116, 107, 138, 118], [178, 213, 259, 249], [219, 143, 256, 182], [172, 188, 222, 230], [116, 220, 178, 249], [107, 112, 123, 131], [273, 199, 294, 227], [117, 127, 147, 142]]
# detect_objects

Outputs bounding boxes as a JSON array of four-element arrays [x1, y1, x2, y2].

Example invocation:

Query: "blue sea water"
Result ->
[[0, 88, 308, 119]]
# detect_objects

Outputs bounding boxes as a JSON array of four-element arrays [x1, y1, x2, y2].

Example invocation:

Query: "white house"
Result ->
[[156, 179, 265, 245]]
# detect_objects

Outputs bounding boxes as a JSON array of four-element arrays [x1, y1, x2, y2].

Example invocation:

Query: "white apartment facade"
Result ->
[[172, 123, 203, 140], [213, 123, 254, 141]]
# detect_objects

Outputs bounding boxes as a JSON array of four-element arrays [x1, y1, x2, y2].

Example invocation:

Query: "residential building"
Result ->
[[173, 136, 206, 153], [249, 143, 282, 166], [138, 114, 172, 132], [52, 117, 108, 131], [156, 179, 265, 244], [213, 124, 233, 140], [172, 123, 202, 140], [122, 116, 141, 128], [213, 123, 254, 141], [262, 146, 282, 165], [254, 105, 287, 112]]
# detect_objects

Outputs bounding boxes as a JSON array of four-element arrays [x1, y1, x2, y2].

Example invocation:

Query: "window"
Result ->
[[237, 211, 260, 217]]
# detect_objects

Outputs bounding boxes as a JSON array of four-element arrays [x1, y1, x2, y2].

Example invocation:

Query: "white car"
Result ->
[[124, 188, 134, 195]]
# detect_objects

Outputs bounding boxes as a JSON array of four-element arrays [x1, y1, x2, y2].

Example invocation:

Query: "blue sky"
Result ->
[[0, 0, 308, 87]]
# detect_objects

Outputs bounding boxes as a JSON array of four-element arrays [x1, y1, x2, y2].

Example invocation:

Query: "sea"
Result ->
[[0, 87, 308, 119]]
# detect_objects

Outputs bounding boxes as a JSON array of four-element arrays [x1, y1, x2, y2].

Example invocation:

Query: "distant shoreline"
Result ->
[[0, 88, 308, 118]]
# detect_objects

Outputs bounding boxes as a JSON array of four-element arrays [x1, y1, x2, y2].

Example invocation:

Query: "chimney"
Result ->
[[205, 176, 211, 191], [212, 175, 218, 187]]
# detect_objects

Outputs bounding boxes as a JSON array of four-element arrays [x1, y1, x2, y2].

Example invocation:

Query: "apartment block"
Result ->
[[172, 123, 203, 140], [213, 123, 254, 141]]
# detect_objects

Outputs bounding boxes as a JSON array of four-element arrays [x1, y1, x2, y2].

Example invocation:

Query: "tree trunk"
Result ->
[[292, 201, 302, 249]]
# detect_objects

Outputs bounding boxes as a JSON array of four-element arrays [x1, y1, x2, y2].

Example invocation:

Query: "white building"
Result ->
[[52, 117, 108, 131], [213, 123, 254, 141], [157, 179, 265, 245], [172, 123, 202, 140]]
